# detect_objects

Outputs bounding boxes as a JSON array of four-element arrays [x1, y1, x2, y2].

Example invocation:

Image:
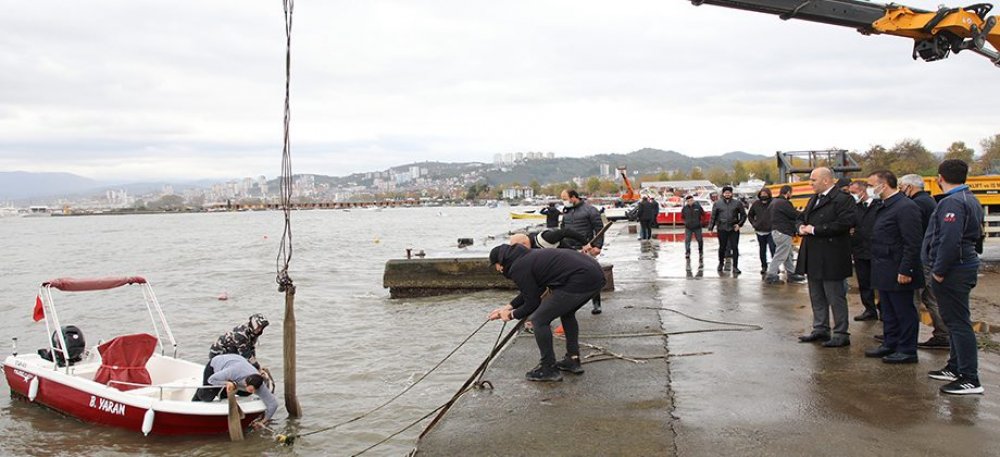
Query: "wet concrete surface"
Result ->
[[416, 227, 673, 456], [417, 227, 1000, 456], [661, 230, 1000, 457]]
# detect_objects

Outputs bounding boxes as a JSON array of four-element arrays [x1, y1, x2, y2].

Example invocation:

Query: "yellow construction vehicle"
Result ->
[[691, 0, 999, 66]]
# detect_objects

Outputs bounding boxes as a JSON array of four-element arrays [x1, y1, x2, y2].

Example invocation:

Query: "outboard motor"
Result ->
[[38, 325, 86, 367]]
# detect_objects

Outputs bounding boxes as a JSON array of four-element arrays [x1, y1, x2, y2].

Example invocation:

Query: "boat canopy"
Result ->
[[42, 276, 147, 292], [94, 333, 158, 391]]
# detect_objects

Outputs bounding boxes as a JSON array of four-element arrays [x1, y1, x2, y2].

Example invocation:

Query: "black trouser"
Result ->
[[530, 288, 602, 366], [717, 229, 740, 267], [756, 233, 775, 267], [854, 258, 877, 313], [932, 268, 980, 382], [194, 363, 222, 402], [879, 289, 918, 355]]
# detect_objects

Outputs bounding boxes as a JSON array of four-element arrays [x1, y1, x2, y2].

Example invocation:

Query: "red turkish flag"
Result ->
[[33, 295, 45, 322]]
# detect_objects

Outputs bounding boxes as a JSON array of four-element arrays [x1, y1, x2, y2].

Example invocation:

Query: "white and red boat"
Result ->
[[656, 197, 713, 227], [1, 276, 266, 436]]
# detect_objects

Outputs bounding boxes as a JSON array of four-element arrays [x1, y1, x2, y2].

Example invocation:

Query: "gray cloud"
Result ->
[[0, 0, 996, 181]]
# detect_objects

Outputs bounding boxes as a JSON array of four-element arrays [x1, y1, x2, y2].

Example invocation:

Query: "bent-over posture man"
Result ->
[[510, 228, 589, 250], [194, 354, 278, 427], [488, 244, 606, 382]]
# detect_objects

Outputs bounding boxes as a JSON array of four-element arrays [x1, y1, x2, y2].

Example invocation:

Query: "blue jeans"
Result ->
[[639, 221, 652, 240], [932, 268, 979, 381]]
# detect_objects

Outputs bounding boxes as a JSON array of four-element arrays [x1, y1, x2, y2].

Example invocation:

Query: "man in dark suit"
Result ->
[[900, 173, 949, 349], [849, 181, 881, 321], [796, 167, 857, 347], [864, 171, 924, 364]]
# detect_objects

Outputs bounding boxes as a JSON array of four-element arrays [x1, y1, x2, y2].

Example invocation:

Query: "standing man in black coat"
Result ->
[[863, 171, 924, 363], [560, 189, 606, 314], [540, 202, 561, 229], [681, 195, 705, 259], [709, 186, 747, 275], [764, 185, 803, 284], [747, 188, 776, 274], [796, 167, 856, 347], [636, 197, 652, 240], [900, 173, 949, 349], [849, 181, 881, 321]]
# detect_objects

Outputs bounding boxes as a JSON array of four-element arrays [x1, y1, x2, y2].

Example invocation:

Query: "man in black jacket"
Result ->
[[540, 202, 561, 229], [636, 197, 653, 240], [560, 189, 606, 314], [681, 195, 705, 259], [796, 167, 856, 348], [849, 181, 881, 321], [864, 170, 924, 364], [764, 185, 802, 284], [747, 188, 776, 273], [900, 173, 949, 349], [709, 186, 748, 274], [488, 244, 606, 382]]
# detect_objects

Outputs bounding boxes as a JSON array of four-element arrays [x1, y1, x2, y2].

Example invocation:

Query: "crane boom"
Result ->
[[690, 0, 1000, 66]]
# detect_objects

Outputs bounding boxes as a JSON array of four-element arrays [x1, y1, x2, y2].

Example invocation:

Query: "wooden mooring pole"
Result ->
[[283, 285, 302, 418]]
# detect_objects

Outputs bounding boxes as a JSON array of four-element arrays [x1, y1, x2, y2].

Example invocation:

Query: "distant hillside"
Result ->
[[483, 148, 768, 185], [0, 171, 101, 200]]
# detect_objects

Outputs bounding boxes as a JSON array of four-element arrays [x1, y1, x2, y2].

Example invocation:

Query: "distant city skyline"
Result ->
[[1, 1, 996, 182]]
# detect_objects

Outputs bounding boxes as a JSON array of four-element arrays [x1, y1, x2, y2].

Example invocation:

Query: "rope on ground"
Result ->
[[418, 319, 526, 440], [276, 319, 492, 445], [624, 305, 764, 331]]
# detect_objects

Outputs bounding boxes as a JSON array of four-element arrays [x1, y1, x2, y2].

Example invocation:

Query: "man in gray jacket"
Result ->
[[709, 186, 747, 275], [195, 353, 279, 426]]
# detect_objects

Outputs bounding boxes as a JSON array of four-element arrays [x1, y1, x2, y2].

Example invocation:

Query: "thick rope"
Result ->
[[287, 320, 491, 441]]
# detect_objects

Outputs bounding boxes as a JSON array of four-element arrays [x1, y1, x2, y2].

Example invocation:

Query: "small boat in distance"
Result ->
[[21, 206, 52, 217], [2, 276, 267, 436]]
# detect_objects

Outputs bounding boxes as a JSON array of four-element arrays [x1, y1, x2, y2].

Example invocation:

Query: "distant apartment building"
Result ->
[[600, 163, 611, 177], [502, 187, 534, 200]]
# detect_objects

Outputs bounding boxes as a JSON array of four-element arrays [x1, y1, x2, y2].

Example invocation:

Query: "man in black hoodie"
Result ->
[[709, 186, 748, 274], [681, 195, 705, 259], [747, 188, 776, 273], [488, 244, 606, 382]]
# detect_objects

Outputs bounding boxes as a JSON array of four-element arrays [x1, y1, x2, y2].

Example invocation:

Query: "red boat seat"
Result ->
[[94, 333, 158, 391]]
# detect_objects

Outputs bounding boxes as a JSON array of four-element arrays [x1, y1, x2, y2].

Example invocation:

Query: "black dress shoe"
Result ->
[[853, 310, 879, 321], [717, 263, 724, 272], [917, 337, 950, 349], [733, 268, 742, 275], [882, 352, 918, 364], [798, 332, 831, 343], [873, 334, 884, 341], [822, 336, 851, 348], [864, 346, 894, 358]]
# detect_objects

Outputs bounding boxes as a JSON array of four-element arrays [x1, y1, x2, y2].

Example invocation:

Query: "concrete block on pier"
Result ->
[[383, 257, 614, 299]]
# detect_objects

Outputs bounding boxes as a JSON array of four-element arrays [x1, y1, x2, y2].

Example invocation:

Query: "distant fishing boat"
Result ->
[[2, 276, 267, 436]]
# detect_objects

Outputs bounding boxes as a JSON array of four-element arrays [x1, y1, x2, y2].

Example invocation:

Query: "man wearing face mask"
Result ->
[[487, 244, 606, 382], [709, 186, 747, 274], [747, 188, 776, 275], [864, 171, 924, 364], [559, 189, 605, 314], [850, 181, 881, 321], [796, 167, 856, 347], [764, 185, 802, 284], [899, 174, 949, 349]]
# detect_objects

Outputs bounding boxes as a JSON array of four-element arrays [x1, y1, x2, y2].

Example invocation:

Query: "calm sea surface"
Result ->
[[0, 207, 535, 456]]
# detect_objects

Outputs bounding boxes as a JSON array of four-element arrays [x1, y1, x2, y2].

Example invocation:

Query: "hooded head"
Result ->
[[249, 313, 269, 336], [489, 243, 529, 278], [757, 187, 772, 202]]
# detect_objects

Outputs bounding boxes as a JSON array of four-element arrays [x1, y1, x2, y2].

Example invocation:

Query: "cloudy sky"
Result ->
[[0, 0, 996, 182]]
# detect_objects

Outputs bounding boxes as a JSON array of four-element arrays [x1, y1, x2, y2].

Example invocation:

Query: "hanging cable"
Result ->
[[276, 0, 295, 292]]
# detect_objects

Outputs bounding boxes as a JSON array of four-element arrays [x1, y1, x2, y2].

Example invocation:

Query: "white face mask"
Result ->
[[562, 200, 575, 208], [852, 193, 861, 203], [866, 188, 878, 200]]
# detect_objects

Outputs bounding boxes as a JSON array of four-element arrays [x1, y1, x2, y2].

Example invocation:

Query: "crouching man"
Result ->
[[487, 244, 606, 382], [194, 353, 278, 429]]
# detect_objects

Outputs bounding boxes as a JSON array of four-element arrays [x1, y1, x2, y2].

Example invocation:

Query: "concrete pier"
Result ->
[[415, 227, 1000, 456], [383, 257, 615, 299]]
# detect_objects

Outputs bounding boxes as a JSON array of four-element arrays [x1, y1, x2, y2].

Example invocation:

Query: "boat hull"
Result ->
[[3, 359, 264, 436]]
